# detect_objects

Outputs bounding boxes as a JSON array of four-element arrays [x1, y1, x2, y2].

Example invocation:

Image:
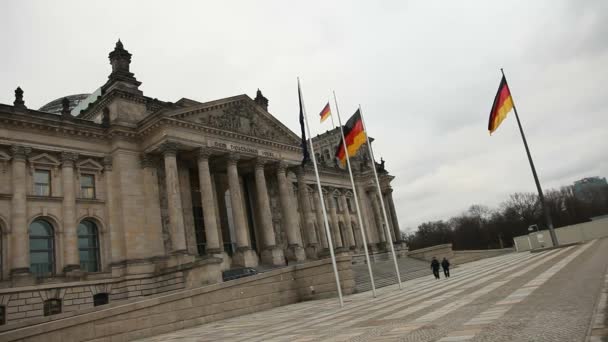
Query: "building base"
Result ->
[[305, 243, 320, 260], [232, 248, 259, 268], [261, 246, 285, 266], [285, 244, 306, 263]]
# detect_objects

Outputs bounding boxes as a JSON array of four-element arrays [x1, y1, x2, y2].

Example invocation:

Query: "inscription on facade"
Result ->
[[209, 141, 279, 159]]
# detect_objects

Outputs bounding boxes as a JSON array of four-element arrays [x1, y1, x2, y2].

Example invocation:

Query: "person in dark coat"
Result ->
[[441, 257, 450, 278], [431, 257, 441, 279]]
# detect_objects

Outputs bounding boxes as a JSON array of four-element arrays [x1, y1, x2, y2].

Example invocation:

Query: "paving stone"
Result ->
[[134, 240, 608, 342]]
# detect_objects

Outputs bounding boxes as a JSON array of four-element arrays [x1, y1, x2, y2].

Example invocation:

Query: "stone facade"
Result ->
[[0, 40, 403, 326]]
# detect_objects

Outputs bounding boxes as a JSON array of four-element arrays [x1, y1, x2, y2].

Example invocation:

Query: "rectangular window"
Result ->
[[34, 169, 51, 196], [347, 198, 354, 212], [43, 299, 61, 316], [0, 306, 5, 325], [80, 174, 95, 199]]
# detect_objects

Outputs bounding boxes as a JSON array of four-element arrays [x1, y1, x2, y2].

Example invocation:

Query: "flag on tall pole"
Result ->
[[332, 91, 377, 298], [488, 76, 514, 134], [298, 78, 344, 308], [335, 109, 366, 167], [299, 84, 310, 165], [319, 102, 332, 123], [487, 69, 559, 247], [358, 104, 403, 290]]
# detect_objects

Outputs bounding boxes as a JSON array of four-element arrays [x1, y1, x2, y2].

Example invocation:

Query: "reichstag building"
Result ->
[[0, 41, 403, 324]]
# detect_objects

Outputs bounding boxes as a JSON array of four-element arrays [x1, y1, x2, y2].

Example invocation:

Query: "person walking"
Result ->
[[441, 257, 451, 278], [431, 257, 441, 279]]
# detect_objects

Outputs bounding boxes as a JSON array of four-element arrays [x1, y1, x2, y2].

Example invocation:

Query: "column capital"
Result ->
[[103, 155, 113, 171], [159, 142, 179, 156], [227, 153, 240, 166], [276, 161, 289, 173], [10, 145, 31, 161], [140, 153, 157, 169], [197, 147, 213, 160], [61, 151, 79, 167], [255, 158, 270, 170]]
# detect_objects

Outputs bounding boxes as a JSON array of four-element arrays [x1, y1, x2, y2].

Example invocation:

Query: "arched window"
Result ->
[[77, 220, 100, 272], [29, 219, 54, 276]]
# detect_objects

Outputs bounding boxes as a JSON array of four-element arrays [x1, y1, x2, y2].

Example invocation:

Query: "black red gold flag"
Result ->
[[335, 109, 366, 166]]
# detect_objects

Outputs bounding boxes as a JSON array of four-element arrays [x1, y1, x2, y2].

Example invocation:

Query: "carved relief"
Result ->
[[180, 101, 289, 143]]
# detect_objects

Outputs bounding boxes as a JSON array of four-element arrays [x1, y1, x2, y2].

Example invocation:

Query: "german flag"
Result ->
[[488, 76, 514, 134], [319, 102, 331, 123], [335, 109, 366, 166]]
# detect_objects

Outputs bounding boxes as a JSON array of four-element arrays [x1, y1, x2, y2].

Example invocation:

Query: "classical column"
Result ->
[[276, 162, 305, 262], [227, 154, 257, 267], [383, 192, 396, 243], [161, 143, 187, 253], [356, 184, 377, 247], [61, 152, 80, 273], [197, 149, 221, 254], [370, 191, 387, 247], [141, 154, 165, 258], [313, 187, 329, 250], [327, 190, 344, 249], [104, 156, 125, 265], [254, 159, 283, 265], [10, 145, 30, 276], [387, 189, 402, 242], [296, 167, 318, 259], [340, 192, 356, 250]]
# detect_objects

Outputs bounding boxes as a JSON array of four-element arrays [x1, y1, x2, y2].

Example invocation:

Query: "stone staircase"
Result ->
[[353, 256, 431, 293]]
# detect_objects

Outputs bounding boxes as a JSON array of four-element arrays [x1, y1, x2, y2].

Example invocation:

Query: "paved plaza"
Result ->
[[137, 239, 608, 342]]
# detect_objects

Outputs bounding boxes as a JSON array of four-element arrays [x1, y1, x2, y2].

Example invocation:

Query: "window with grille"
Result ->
[[43, 299, 61, 316], [80, 174, 95, 199], [34, 169, 51, 196], [93, 293, 109, 306]]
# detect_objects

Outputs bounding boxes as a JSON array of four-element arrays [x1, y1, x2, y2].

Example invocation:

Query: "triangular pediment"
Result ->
[[28, 153, 60, 166], [77, 158, 104, 172], [166, 95, 301, 146]]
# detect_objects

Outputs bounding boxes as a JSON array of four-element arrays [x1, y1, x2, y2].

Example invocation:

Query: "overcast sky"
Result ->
[[1, 0, 606, 232]]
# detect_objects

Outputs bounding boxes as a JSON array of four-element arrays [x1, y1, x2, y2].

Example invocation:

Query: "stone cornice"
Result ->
[[0, 105, 107, 141], [139, 116, 302, 153]]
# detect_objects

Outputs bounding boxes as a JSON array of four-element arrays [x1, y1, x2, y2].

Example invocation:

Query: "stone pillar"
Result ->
[[387, 189, 401, 242], [370, 191, 387, 248], [141, 155, 165, 258], [227, 154, 257, 267], [296, 167, 318, 259], [356, 184, 377, 248], [383, 193, 396, 243], [61, 152, 80, 273], [197, 149, 221, 254], [161, 143, 187, 253], [276, 162, 305, 262], [327, 190, 344, 250], [313, 187, 329, 250], [104, 156, 125, 266], [10, 145, 30, 277], [254, 159, 283, 265], [340, 193, 356, 250]]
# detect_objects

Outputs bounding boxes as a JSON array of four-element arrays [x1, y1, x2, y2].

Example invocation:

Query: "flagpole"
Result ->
[[333, 91, 377, 298], [500, 69, 559, 247], [358, 104, 403, 290], [299, 78, 344, 307]]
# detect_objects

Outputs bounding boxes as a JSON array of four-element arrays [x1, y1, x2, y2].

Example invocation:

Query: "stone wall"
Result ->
[[451, 248, 514, 265], [513, 217, 608, 252], [407, 244, 454, 262], [0, 255, 353, 342]]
